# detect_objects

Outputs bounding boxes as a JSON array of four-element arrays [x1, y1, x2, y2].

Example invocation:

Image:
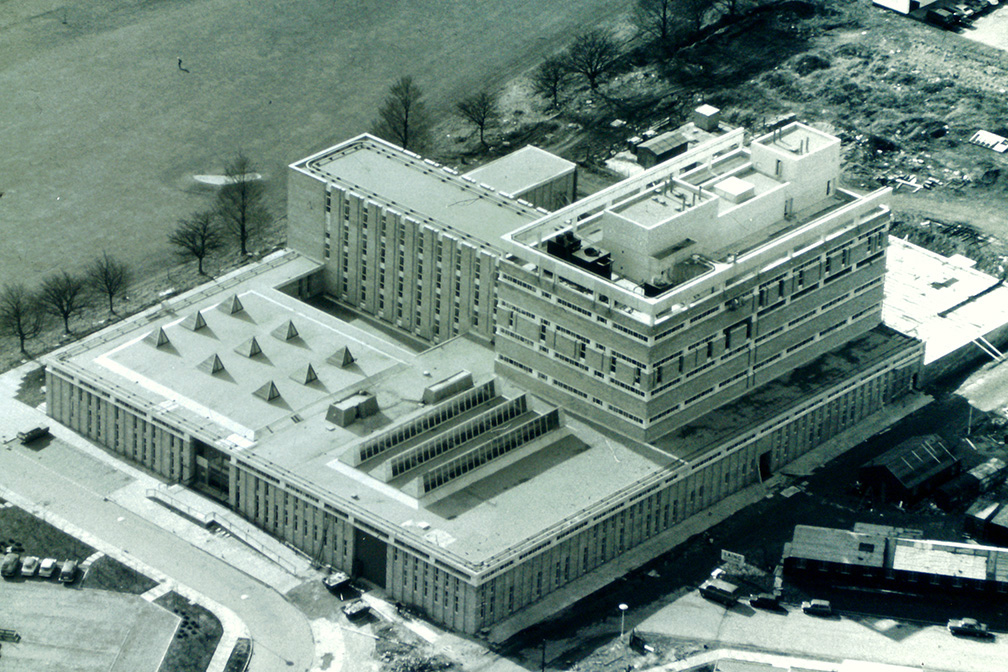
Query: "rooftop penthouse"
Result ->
[[503, 123, 878, 327]]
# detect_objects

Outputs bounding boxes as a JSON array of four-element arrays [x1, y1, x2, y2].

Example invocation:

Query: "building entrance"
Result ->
[[353, 528, 387, 588], [759, 451, 772, 481]]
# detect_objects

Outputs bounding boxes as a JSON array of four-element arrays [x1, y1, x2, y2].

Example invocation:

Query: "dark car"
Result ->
[[749, 593, 783, 611], [802, 599, 833, 616], [1, 552, 20, 578], [948, 618, 991, 638], [58, 559, 79, 584]]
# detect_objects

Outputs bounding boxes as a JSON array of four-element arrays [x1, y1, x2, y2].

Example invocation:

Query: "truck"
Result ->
[[699, 578, 741, 606]]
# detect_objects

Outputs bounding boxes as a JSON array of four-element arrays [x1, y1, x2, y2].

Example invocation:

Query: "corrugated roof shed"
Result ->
[[638, 131, 688, 156], [862, 434, 957, 491]]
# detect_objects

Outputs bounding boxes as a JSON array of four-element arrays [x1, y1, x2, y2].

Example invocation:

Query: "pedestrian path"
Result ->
[[652, 647, 925, 672], [0, 483, 248, 672]]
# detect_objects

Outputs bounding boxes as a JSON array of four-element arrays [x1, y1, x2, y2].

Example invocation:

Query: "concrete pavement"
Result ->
[[637, 591, 1008, 672], [0, 362, 317, 672]]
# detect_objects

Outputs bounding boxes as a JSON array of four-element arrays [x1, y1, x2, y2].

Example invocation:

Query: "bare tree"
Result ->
[[0, 283, 45, 354], [532, 57, 568, 109], [371, 76, 431, 152], [712, 0, 745, 17], [681, 0, 714, 34], [87, 251, 132, 315], [564, 29, 620, 90], [217, 152, 269, 257], [39, 270, 90, 334], [169, 211, 224, 275], [635, 0, 676, 44], [456, 90, 499, 147]]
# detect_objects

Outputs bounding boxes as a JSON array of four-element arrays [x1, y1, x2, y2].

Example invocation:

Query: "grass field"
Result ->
[[0, 581, 178, 672], [0, 0, 627, 289]]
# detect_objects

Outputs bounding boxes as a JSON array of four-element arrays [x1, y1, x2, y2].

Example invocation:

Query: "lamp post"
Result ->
[[618, 603, 628, 639]]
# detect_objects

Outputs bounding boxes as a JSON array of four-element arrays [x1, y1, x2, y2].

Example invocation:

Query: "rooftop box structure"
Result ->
[[463, 146, 577, 211], [693, 104, 722, 132]]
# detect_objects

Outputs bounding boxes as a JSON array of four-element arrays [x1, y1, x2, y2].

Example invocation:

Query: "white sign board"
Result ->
[[721, 549, 745, 565]]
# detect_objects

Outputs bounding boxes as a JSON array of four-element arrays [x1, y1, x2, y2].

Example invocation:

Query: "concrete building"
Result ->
[[42, 120, 927, 637], [287, 134, 542, 345], [783, 524, 1008, 597], [498, 123, 892, 441]]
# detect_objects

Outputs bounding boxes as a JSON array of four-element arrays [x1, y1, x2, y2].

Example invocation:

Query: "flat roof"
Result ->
[[653, 325, 920, 462], [46, 252, 677, 568], [882, 237, 1008, 365], [785, 524, 887, 568], [462, 145, 575, 198], [295, 135, 539, 250], [249, 337, 674, 564], [754, 122, 838, 154]]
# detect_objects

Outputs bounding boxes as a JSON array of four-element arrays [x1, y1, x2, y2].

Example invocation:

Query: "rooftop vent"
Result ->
[[220, 294, 244, 315], [421, 371, 474, 405], [327, 346, 354, 368], [180, 310, 207, 332], [235, 336, 263, 358], [290, 363, 318, 385], [253, 380, 282, 402], [145, 327, 170, 348], [272, 319, 300, 341], [197, 353, 226, 375]]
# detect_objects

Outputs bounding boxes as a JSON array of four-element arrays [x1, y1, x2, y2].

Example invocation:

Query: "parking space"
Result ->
[[0, 581, 178, 671], [640, 591, 1008, 671]]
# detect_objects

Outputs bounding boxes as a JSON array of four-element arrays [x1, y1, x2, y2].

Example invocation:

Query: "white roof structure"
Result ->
[[882, 237, 1008, 364]]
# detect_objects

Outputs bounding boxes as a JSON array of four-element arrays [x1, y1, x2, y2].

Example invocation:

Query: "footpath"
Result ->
[[0, 361, 318, 672]]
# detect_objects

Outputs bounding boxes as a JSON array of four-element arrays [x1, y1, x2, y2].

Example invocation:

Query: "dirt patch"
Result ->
[[155, 590, 224, 672]]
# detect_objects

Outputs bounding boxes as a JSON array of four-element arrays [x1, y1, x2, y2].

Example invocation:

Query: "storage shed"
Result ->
[[858, 434, 960, 503], [635, 131, 689, 168]]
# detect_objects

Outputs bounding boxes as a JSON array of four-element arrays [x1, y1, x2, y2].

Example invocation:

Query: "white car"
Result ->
[[38, 558, 58, 579], [20, 555, 40, 577]]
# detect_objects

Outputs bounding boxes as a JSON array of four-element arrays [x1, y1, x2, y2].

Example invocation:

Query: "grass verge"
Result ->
[[155, 591, 224, 672]]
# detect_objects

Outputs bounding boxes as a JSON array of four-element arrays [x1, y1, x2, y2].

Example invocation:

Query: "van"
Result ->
[[699, 578, 740, 606]]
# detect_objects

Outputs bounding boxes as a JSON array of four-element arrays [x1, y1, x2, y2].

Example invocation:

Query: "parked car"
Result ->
[[948, 618, 991, 638], [749, 593, 783, 611], [342, 599, 371, 620], [322, 570, 350, 592], [1, 552, 20, 578], [801, 599, 833, 616], [58, 559, 78, 584], [699, 578, 741, 606], [38, 558, 58, 578], [20, 555, 40, 577]]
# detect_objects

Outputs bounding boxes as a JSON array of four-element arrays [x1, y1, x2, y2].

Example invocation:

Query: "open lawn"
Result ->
[[0, 581, 179, 672], [0, 0, 627, 288]]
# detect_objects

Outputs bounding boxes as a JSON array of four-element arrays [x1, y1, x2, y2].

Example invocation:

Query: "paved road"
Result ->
[[0, 439, 315, 672], [639, 591, 1008, 672]]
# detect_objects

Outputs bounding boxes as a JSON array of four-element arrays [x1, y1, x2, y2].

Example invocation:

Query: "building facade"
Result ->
[[42, 120, 927, 637], [498, 123, 891, 441]]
